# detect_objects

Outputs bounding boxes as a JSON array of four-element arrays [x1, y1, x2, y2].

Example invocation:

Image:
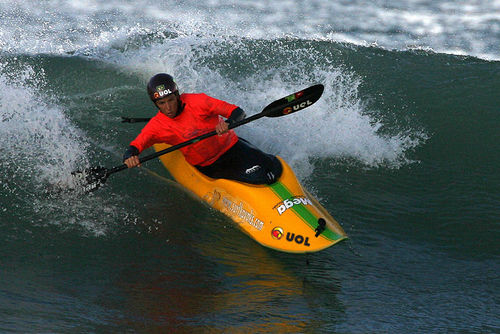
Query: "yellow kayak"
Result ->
[[154, 143, 347, 253]]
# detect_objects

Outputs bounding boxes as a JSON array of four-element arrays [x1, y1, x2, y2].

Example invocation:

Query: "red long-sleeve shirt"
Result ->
[[130, 93, 239, 166]]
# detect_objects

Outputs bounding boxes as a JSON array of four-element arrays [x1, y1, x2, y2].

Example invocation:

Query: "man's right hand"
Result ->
[[123, 145, 141, 168], [124, 155, 141, 168]]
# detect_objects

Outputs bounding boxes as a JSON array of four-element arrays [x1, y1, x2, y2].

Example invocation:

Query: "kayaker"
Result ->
[[123, 73, 282, 185]]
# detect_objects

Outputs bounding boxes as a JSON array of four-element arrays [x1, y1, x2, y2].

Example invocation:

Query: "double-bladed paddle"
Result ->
[[72, 84, 325, 192]]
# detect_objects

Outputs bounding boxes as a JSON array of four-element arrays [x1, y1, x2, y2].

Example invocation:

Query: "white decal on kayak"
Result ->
[[222, 197, 264, 231], [273, 196, 313, 215], [245, 165, 261, 174]]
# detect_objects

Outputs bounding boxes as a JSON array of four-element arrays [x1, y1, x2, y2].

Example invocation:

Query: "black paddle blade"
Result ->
[[263, 84, 325, 118], [71, 166, 109, 193]]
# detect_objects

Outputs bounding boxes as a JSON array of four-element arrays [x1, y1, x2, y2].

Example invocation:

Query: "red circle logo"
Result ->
[[271, 227, 284, 240]]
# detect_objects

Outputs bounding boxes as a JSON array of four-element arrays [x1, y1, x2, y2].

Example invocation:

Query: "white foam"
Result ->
[[0, 62, 89, 189], [103, 31, 428, 178], [234, 69, 427, 178], [0, 0, 498, 60], [0, 61, 138, 236]]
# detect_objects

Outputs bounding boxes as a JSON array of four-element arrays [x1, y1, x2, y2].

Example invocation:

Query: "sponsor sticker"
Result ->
[[285, 90, 305, 102], [271, 228, 311, 247], [286, 232, 310, 246], [245, 165, 261, 174], [282, 99, 313, 115], [154, 84, 173, 98], [222, 196, 264, 231], [271, 227, 284, 240], [273, 196, 313, 215]]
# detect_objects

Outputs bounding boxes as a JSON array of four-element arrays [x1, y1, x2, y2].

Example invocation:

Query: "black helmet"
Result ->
[[147, 73, 179, 102]]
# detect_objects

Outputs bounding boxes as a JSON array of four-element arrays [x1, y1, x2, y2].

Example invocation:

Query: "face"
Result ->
[[156, 94, 179, 118]]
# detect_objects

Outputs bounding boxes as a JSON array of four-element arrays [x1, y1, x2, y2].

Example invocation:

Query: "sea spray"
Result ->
[[0, 60, 116, 236], [1, 1, 498, 60], [0, 61, 89, 190], [107, 35, 427, 179]]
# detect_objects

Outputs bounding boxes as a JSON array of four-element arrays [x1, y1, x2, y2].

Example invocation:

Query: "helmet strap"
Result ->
[[176, 93, 185, 116]]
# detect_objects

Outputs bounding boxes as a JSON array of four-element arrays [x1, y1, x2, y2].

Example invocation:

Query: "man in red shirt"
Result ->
[[123, 73, 282, 184]]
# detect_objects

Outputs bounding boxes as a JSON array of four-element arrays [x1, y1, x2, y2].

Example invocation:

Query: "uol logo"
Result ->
[[153, 84, 173, 99], [286, 233, 310, 246], [283, 100, 313, 114], [271, 228, 310, 247]]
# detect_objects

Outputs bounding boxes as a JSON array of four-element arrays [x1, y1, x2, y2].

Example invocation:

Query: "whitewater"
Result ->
[[1, 1, 499, 333]]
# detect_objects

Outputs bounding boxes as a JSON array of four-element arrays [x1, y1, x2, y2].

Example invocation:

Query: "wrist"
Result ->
[[123, 146, 139, 162]]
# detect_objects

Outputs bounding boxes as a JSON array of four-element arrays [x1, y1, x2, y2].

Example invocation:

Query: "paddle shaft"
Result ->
[[78, 83, 324, 190], [121, 117, 151, 123], [108, 109, 268, 176], [72, 84, 323, 193]]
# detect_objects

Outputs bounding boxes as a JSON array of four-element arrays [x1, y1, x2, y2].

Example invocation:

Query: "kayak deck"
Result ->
[[154, 143, 347, 253]]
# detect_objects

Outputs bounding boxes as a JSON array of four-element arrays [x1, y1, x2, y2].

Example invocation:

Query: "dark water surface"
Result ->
[[1, 1, 499, 332]]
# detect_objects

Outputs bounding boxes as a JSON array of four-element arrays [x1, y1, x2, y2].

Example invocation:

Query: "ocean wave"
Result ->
[[0, 0, 498, 60]]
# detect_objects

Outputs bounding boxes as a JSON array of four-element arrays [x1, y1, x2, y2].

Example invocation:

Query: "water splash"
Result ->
[[0, 61, 89, 190], [0, 61, 116, 236], [0, 0, 497, 60], [103, 34, 427, 179]]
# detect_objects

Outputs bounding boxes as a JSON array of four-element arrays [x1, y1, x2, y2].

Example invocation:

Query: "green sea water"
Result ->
[[1, 1, 499, 332]]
